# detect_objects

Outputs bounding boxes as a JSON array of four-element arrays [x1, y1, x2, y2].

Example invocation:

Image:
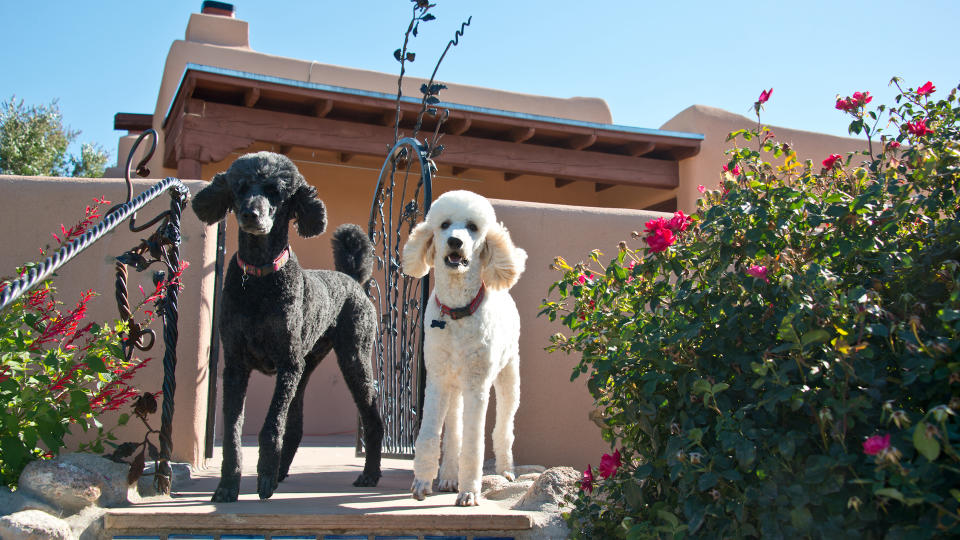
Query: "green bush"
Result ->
[[542, 80, 960, 538], [0, 198, 158, 488]]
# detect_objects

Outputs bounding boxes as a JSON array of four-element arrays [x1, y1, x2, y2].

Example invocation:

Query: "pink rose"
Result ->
[[906, 120, 934, 136], [580, 465, 595, 493], [863, 433, 890, 456], [722, 164, 741, 175], [599, 449, 622, 479], [577, 273, 594, 285], [697, 184, 707, 194], [852, 91, 872, 105], [745, 265, 769, 282], [758, 88, 773, 104], [667, 211, 691, 233], [917, 81, 935, 96], [822, 154, 842, 169], [645, 226, 675, 253], [887, 141, 901, 149], [644, 217, 669, 234]]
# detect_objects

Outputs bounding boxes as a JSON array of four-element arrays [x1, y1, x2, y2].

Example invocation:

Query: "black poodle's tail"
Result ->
[[332, 224, 374, 285]]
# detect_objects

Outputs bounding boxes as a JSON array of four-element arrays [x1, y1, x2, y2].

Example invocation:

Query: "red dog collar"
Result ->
[[236, 247, 290, 277], [435, 283, 485, 320]]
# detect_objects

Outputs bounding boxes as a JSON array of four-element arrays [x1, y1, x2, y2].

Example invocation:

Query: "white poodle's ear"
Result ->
[[480, 222, 526, 290], [401, 221, 435, 278]]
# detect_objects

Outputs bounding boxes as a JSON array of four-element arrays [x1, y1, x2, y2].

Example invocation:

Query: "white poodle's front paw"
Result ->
[[455, 491, 479, 506], [411, 478, 433, 501], [437, 478, 458, 492], [501, 469, 516, 482]]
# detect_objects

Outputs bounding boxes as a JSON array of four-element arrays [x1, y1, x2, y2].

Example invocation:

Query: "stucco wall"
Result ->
[[660, 104, 871, 213], [193, 149, 658, 468], [0, 175, 218, 468]]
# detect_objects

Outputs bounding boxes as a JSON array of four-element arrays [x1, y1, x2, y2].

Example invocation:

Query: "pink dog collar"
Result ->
[[236, 247, 290, 277], [435, 283, 485, 320]]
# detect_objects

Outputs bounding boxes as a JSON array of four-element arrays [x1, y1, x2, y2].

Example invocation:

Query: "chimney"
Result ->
[[201, 1, 235, 17], [186, 1, 248, 47]]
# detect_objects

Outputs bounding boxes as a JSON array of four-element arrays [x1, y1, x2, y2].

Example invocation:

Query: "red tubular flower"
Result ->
[[599, 449, 622, 479], [758, 88, 773, 104], [822, 154, 842, 169], [863, 433, 891, 455], [917, 81, 935, 96], [580, 465, 595, 493]]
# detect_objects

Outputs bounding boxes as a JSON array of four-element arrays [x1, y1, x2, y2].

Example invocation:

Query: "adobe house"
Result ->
[[84, 3, 870, 468]]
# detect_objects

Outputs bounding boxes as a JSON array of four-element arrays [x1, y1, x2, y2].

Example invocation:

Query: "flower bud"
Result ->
[[689, 452, 703, 465], [882, 400, 895, 413], [925, 423, 940, 439], [930, 405, 954, 423], [618, 241, 628, 252], [709, 488, 721, 501], [847, 496, 862, 512], [891, 410, 910, 429], [675, 450, 686, 463], [819, 408, 834, 423], [670, 422, 681, 435]]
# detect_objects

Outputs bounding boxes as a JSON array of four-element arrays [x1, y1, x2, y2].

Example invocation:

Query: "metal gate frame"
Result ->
[[359, 137, 435, 458]]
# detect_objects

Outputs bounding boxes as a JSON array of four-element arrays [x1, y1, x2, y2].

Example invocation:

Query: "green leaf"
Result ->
[[657, 509, 680, 528], [117, 413, 129, 426], [913, 422, 941, 461], [875, 487, 906, 503], [801, 329, 830, 347], [698, 471, 719, 491], [790, 506, 813, 530], [711, 382, 730, 394]]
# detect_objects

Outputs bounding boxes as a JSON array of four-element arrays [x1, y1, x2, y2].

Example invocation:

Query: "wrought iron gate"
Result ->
[[360, 137, 435, 458]]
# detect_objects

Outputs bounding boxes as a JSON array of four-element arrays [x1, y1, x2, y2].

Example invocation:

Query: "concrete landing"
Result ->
[[105, 435, 535, 538]]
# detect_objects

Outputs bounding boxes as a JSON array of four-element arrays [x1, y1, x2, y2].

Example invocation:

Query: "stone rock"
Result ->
[[480, 474, 510, 494], [136, 461, 192, 497], [485, 479, 534, 501], [514, 466, 581, 511], [65, 505, 106, 540], [0, 487, 57, 516], [19, 460, 101, 514], [518, 473, 540, 482], [514, 464, 547, 476], [0, 509, 73, 540], [58, 453, 136, 507]]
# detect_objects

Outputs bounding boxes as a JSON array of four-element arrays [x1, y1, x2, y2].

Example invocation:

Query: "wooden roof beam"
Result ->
[[244, 87, 261, 108], [555, 178, 575, 188], [624, 141, 656, 157], [566, 133, 597, 151], [163, 100, 679, 189], [504, 172, 521, 181], [313, 99, 333, 118], [444, 117, 471, 136], [508, 126, 535, 143]]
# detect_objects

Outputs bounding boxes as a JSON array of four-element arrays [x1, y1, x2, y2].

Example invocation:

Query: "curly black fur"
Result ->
[[192, 151, 383, 502]]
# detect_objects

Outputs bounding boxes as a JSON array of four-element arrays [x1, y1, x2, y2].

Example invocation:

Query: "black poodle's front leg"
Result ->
[[212, 359, 251, 502], [257, 361, 304, 499]]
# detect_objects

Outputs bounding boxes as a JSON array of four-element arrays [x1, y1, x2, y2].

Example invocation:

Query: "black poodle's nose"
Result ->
[[240, 207, 261, 220], [447, 236, 462, 249]]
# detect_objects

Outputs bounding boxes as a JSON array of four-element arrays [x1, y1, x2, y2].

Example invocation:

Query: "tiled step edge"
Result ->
[[104, 511, 533, 535]]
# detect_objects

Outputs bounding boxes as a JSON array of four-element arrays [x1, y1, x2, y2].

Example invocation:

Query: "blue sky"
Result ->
[[2, 0, 957, 166]]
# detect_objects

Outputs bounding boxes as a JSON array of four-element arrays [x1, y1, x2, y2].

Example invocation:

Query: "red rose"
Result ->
[[917, 81, 935, 96], [822, 154, 842, 169]]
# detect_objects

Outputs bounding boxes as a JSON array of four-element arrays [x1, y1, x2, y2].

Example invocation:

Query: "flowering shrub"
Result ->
[[0, 198, 168, 488], [543, 80, 960, 538]]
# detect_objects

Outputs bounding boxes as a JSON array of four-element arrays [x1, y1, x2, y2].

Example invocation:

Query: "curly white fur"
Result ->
[[402, 190, 527, 506]]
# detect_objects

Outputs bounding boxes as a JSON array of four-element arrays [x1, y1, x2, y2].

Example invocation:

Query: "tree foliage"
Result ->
[[0, 96, 108, 178]]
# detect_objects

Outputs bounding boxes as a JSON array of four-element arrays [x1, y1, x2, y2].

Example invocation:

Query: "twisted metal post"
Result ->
[[155, 183, 188, 494]]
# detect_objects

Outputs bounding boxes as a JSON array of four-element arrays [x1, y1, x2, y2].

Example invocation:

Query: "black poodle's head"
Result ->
[[191, 151, 327, 237]]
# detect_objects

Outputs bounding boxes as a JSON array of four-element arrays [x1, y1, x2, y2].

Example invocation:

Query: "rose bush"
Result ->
[[542, 80, 959, 538]]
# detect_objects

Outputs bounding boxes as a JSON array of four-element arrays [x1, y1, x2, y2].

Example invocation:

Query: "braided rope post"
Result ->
[[155, 183, 188, 495]]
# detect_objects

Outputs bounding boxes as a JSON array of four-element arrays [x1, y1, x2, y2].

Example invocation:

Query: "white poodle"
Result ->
[[401, 190, 527, 506]]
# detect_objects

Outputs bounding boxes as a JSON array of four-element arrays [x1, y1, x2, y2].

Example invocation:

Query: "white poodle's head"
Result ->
[[401, 190, 526, 290]]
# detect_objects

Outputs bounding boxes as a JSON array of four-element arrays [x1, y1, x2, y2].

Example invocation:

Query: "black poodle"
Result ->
[[192, 151, 383, 501]]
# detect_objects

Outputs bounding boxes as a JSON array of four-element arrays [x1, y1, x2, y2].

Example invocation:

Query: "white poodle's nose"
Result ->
[[447, 236, 462, 249]]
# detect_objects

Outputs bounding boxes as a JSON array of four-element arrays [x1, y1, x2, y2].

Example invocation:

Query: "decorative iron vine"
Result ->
[[0, 129, 190, 494], [362, 137, 434, 458]]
